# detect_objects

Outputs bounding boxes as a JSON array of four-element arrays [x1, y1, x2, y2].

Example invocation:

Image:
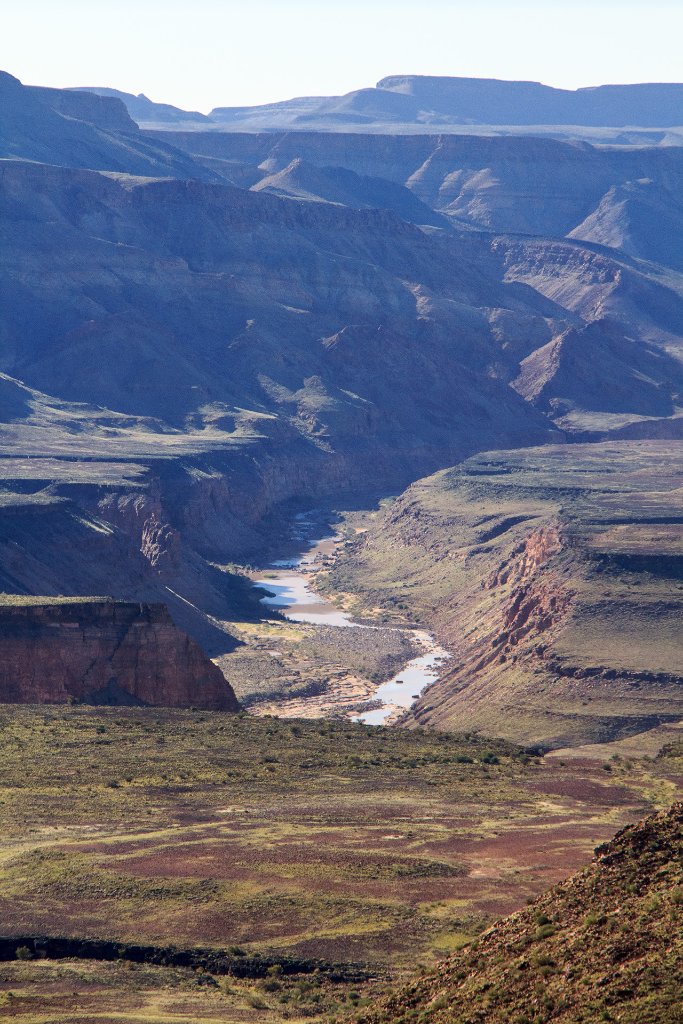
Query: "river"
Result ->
[[253, 512, 449, 724]]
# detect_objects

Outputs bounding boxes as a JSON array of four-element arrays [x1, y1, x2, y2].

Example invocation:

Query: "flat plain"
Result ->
[[0, 707, 681, 1022]]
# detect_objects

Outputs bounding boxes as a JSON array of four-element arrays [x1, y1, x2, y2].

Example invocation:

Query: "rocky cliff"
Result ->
[[0, 599, 239, 709], [28, 86, 139, 133]]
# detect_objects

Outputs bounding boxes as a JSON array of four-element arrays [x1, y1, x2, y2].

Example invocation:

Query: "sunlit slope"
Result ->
[[328, 441, 683, 749]]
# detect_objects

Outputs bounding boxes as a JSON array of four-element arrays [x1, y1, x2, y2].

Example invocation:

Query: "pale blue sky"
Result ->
[[4, 0, 682, 112]]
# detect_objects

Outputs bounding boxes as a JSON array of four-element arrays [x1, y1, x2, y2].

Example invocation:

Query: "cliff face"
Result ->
[[0, 600, 239, 710], [27, 86, 139, 133]]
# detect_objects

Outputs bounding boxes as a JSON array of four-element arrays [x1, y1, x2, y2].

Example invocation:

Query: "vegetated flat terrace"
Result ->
[[0, 707, 681, 1023]]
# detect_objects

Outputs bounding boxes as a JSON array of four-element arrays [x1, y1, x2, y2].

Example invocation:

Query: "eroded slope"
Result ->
[[327, 441, 683, 749]]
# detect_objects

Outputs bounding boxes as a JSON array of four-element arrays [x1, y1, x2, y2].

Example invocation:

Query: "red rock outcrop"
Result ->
[[0, 600, 239, 710]]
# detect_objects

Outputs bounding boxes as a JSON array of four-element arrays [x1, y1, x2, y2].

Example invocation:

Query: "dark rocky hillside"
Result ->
[[359, 802, 683, 1024]]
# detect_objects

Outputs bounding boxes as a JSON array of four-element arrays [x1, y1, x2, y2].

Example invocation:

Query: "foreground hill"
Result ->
[[360, 802, 683, 1024], [327, 441, 683, 750]]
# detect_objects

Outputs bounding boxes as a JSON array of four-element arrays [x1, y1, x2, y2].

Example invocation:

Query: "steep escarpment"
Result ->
[[328, 442, 683, 749], [0, 599, 238, 709], [153, 129, 683, 246], [27, 85, 139, 133], [360, 802, 683, 1024], [0, 449, 270, 657]]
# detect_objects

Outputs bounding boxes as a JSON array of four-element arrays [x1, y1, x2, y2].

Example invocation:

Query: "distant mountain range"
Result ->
[[71, 74, 683, 142]]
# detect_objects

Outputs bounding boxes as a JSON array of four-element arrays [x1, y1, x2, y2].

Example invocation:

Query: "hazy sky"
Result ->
[[4, 0, 683, 112]]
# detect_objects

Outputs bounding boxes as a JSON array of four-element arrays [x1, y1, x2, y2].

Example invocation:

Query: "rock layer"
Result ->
[[0, 600, 238, 709]]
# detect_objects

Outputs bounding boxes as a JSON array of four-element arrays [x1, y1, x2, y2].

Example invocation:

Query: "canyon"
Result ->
[[0, 63, 682, 1024], [1, 69, 683, 725], [327, 442, 683, 752]]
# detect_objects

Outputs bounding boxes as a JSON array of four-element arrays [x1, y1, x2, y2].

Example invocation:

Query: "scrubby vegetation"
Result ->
[[0, 707, 681, 1022]]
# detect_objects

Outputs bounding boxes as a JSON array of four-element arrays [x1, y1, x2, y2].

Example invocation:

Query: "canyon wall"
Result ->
[[0, 600, 239, 709], [328, 442, 683, 750]]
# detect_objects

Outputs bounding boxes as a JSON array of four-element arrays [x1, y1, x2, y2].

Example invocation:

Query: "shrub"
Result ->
[[534, 954, 555, 967], [15, 945, 34, 960]]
